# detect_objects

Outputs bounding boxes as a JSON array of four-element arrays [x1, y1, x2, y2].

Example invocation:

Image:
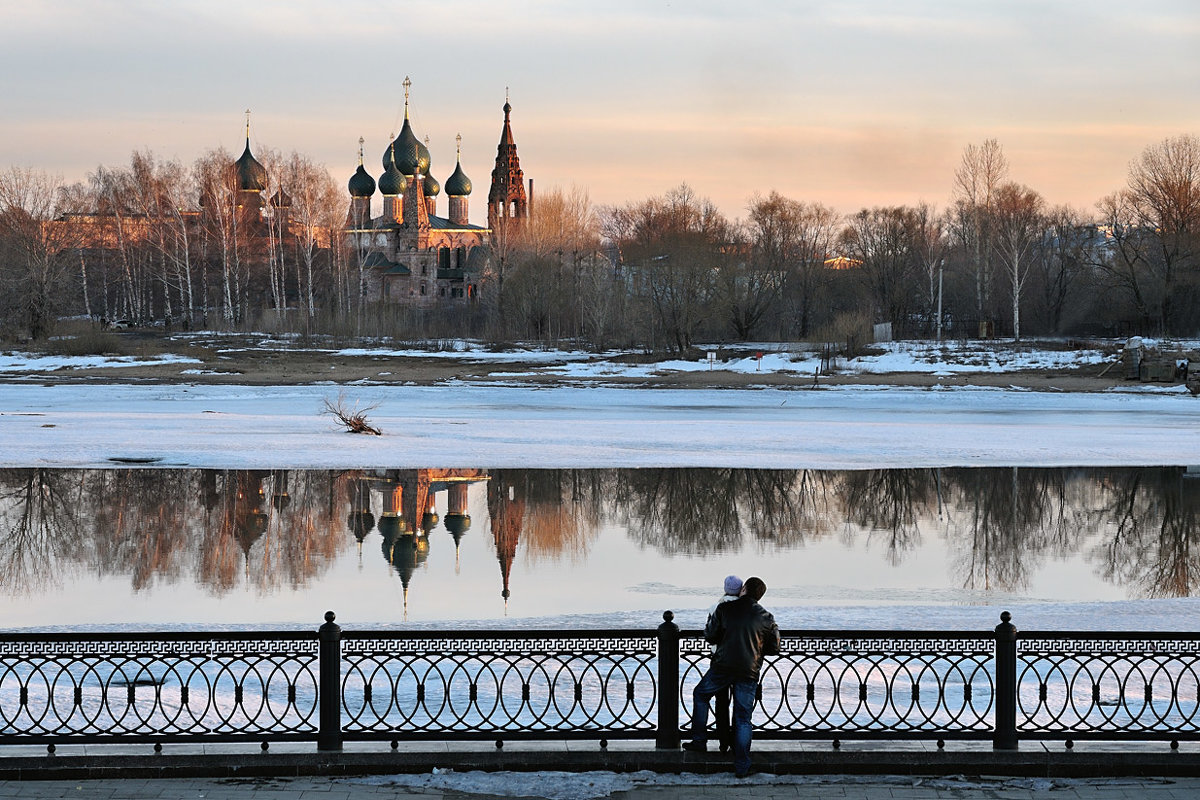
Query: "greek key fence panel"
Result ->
[[680, 631, 995, 739], [0, 633, 318, 744], [339, 631, 658, 739], [1017, 634, 1200, 740]]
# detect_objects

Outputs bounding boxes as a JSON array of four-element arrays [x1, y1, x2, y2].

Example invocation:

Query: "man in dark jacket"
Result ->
[[682, 576, 780, 777]]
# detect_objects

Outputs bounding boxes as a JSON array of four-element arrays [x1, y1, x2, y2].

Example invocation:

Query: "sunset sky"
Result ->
[[2, 0, 1197, 223]]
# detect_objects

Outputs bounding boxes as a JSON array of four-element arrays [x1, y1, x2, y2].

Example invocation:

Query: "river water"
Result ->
[[2, 467, 1198, 631]]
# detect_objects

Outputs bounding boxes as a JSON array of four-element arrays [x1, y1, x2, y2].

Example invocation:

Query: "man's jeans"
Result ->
[[688, 669, 758, 775]]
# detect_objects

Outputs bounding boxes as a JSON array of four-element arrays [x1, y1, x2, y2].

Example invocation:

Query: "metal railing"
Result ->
[[1, 611, 1196, 751]]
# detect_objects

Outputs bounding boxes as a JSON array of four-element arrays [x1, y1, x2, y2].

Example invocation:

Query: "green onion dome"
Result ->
[[378, 161, 408, 196], [445, 160, 472, 196], [348, 164, 376, 197], [235, 141, 267, 192], [385, 117, 431, 177], [424, 172, 440, 197]]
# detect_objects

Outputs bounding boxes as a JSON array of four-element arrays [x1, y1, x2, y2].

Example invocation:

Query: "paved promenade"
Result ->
[[2, 740, 1198, 799], [1, 774, 1199, 800]]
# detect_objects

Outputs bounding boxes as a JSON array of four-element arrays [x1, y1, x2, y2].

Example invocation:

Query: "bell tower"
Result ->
[[487, 90, 528, 231]]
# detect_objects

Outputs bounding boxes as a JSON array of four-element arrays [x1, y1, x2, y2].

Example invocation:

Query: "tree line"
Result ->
[[2, 135, 1198, 347]]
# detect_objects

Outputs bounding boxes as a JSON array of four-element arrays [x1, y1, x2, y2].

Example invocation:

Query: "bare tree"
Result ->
[[910, 203, 947, 337], [992, 182, 1045, 340], [951, 139, 1009, 329], [0, 168, 82, 339], [194, 148, 241, 323], [840, 206, 924, 335], [504, 185, 600, 343], [602, 184, 730, 352], [1095, 135, 1200, 334], [277, 152, 344, 328], [1031, 205, 1090, 334]]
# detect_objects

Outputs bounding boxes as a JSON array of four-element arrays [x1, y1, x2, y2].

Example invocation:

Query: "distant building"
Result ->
[[345, 80, 533, 307]]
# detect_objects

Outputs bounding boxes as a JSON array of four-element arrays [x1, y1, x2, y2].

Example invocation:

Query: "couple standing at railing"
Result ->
[[682, 574, 781, 778]]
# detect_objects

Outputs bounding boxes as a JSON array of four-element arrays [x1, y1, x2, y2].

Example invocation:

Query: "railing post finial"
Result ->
[[993, 610, 1018, 751], [656, 609, 681, 749], [317, 610, 343, 752]]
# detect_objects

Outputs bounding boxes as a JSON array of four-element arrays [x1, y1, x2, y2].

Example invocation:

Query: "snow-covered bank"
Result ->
[[0, 383, 1197, 469]]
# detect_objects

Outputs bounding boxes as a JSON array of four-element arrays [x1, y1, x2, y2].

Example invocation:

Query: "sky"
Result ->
[[1, 1, 1198, 222]]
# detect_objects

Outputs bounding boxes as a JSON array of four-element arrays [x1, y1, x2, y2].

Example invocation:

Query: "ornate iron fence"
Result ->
[[338, 629, 658, 741], [0, 631, 318, 746], [1016, 632, 1200, 741], [0, 611, 1195, 751]]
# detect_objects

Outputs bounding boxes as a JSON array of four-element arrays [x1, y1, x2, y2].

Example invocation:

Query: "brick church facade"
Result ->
[[345, 81, 531, 307]]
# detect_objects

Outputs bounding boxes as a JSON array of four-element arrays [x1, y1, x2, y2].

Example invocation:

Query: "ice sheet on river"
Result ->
[[0, 383, 1197, 469]]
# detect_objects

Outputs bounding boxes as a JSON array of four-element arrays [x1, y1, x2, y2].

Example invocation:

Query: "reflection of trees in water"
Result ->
[[198, 469, 346, 595], [942, 467, 1079, 592], [0, 469, 347, 598], [1089, 468, 1200, 598], [87, 469, 196, 590], [837, 470, 936, 565], [508, 470, 604, 565], [5, 467, 1200, 602], [614, 469, 826, 554], [0, 469, 82, 595]]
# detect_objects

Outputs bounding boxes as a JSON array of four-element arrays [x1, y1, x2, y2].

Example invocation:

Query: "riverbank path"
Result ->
[[2, 774, 1199, 799]]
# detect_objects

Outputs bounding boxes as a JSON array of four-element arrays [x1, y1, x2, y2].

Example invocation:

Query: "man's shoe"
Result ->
[[735, 768, 755, 779], [681, 741, 707, 753]]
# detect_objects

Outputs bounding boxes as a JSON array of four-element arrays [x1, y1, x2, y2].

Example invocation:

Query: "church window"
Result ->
[[420, 283, 426, 295], [440, 286, 446, 296], [375, 233, 387, 246], [439, 248, 450, 269]]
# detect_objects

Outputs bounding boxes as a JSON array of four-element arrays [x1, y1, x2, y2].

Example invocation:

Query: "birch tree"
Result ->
[[992, 182, 1045, 340], [951, 139, 1008, 329]]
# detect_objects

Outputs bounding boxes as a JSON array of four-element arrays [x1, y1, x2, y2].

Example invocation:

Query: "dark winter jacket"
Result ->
[[704, 595, 781, 681]]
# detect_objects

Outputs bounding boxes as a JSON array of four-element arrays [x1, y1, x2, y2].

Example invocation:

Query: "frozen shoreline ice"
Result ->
[[0, 382, 1197, 469]]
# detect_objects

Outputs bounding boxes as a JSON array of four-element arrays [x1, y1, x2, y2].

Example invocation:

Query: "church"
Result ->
[[345, 79, 530, 307]]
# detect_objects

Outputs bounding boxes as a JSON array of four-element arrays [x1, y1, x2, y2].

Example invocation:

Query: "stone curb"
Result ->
[[3, 749, 1200, 782]]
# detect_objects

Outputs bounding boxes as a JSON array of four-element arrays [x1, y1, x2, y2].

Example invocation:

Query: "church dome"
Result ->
[[378, 161, 408, 196], [445, 160, 472, 196], [387, 117, 430, 177], [424, 173, 441, 197], [348, 164, 376, 197], [235, 141, 267, 192]]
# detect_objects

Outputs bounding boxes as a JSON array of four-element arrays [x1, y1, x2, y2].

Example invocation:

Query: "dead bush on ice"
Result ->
[[322, 393, 382, 435]]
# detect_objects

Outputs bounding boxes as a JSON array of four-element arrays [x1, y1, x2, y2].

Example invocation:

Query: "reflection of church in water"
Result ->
[[346, 469, 529, 615]]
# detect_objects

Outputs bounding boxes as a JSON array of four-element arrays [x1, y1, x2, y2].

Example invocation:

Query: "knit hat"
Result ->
[[723, 575, 743, 595]]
